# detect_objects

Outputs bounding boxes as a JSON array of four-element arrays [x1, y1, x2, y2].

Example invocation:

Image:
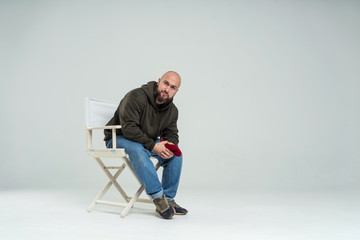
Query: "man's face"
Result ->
[[156, 73, 181, 105]]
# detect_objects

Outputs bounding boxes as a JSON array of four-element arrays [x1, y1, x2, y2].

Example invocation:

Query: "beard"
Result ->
[[155, 88, 172, 105]]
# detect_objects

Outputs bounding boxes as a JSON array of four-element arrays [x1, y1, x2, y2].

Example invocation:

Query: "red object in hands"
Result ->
[[161, 139, 182, 157]]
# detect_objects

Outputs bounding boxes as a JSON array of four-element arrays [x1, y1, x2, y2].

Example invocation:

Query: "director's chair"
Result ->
[[85, 97, 160, 217]]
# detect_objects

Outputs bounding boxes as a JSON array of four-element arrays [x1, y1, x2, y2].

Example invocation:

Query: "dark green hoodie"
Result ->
[[104, 81, 179, 151]]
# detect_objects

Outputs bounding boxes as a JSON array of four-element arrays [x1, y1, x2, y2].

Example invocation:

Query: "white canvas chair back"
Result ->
[[85, 97, 121, 150], [85, 97, 118, 127], [84, 97, 159, 218]]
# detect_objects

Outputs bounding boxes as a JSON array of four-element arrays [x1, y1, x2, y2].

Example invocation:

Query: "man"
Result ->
[[104, 71, 187, 219]]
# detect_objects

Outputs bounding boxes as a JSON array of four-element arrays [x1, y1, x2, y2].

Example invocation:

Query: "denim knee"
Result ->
[[126, 144, 151, 158], [130, 150, 151, 166], [172, 154, 183, 166]]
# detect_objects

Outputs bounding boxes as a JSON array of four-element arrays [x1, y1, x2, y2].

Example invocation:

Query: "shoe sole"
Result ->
[[174, 212, 187, 215], [173, 208, 188, 215]]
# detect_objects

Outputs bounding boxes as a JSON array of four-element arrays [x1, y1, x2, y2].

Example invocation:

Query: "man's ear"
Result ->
[[157, 78, 161, 85]]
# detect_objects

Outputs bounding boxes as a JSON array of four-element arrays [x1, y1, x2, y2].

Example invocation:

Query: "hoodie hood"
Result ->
[[141, 81, 173, 111]]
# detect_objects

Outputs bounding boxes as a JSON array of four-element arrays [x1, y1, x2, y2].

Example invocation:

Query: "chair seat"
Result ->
[[86, 148, 127, 158]]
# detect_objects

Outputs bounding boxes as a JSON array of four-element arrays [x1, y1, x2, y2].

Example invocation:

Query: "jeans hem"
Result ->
[[150, 189, 164, 200]]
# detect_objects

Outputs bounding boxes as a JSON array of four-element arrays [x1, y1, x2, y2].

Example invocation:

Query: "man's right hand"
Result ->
[[153, 141, 174, 159]]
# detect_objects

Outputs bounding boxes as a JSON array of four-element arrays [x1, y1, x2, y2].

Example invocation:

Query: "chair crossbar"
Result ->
[[87, 153, 160, 217], [126, 197, 153, 204], [105, 166, 124, 170], [95, 158, 129, 200], [96, 200, 128, 208]]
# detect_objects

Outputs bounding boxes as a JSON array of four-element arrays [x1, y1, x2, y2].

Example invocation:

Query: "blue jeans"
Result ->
[[106, 135, 183, 201]]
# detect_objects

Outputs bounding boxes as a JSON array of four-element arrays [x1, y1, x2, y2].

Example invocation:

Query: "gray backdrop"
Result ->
[[1, 0, 359, 191]]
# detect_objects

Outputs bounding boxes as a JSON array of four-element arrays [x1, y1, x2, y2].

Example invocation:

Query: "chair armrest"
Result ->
[[86, 125, 122, 149], [86, 125, 122, 130]]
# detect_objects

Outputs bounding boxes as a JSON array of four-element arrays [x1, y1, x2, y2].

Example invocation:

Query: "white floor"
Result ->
[[1, 188, 359, 240]]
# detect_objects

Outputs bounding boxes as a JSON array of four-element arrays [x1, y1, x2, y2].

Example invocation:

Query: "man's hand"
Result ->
[[153, 140, 174, 159]]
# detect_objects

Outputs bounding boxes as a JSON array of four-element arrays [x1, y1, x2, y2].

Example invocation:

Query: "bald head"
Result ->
[[156, 71, 181, 105], [161, 71, 181, 88]]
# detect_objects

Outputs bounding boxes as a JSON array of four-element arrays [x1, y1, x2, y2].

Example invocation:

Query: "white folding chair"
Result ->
[[85, 97, 160, 217]]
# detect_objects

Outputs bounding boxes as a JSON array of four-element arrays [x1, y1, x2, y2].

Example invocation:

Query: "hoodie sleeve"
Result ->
[[161, 106, 179, 146], [119, 92, 156, 151]]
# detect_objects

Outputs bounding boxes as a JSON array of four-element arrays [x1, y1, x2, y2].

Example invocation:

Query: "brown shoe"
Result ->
[[153, 195, 174, 219], [168, 200, 188, 215]]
